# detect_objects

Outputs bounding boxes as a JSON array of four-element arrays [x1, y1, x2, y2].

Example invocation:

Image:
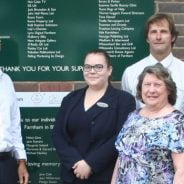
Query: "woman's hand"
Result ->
[[72, 160, 92, 180]]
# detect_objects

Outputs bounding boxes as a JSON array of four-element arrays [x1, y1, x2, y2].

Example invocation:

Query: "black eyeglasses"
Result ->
[[83, 64, 104, 72]]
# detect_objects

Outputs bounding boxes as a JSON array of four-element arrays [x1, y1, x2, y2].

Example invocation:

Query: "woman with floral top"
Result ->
[[111, 63, 184, 184]]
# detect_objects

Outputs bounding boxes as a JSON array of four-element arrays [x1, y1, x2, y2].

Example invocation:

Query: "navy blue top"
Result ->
[[67, 93, 91, 156], [52, 85, 136, 183]]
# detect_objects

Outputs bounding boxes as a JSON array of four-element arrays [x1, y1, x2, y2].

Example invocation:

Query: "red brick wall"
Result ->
[[156, 0, 184, 60]]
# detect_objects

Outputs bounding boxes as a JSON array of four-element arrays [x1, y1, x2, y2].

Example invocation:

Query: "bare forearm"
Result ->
[[18, 160, 29, 184], [111, 157, 119, 184]]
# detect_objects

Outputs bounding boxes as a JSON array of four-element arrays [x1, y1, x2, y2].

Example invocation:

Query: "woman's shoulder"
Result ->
[[117, 89, 135, 105], [110, 85, 134, 98], [171, 109, 184, 121], [63, 87, 86, 100]]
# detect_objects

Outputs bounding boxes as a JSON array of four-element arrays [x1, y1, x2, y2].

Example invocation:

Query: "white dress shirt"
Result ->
[[0, 69, 26, 159], [122, 53, 184, 113]]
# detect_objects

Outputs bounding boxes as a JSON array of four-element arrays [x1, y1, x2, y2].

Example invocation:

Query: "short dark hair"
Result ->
[[136, 63, 177, 105], [85, 49, 112, 67], [145, 13, 178, 47]]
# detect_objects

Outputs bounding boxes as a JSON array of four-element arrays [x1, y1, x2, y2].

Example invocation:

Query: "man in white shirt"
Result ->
[[122, 13, 184, 112], [0, 69, 29, 184]]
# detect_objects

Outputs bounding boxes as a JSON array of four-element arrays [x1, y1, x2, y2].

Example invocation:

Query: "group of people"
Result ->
[[1, 13, 184, 184]]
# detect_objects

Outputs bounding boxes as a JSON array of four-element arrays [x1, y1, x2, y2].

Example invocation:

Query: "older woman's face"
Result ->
[[83, 53, 112, 88], [141, 73, 169, 107]]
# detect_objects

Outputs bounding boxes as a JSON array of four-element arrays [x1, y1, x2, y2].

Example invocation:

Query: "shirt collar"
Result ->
[[148, 53, 173, 68]]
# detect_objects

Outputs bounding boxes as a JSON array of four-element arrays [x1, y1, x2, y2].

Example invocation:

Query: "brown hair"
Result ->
[[136, 63, 177, 105], [145, 13, 178, 47], [85, 49, 112, 67]]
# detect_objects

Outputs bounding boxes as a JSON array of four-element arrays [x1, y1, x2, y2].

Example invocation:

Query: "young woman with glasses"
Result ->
[[52, 49, 135, 184]]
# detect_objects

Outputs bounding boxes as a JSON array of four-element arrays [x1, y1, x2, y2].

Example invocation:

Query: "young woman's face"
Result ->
[[83, 53, 112, 89]]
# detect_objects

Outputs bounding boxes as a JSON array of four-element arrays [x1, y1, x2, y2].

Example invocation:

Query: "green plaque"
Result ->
[[21, 107, 61, 183], [18, 92, 68, 183], [0, 0, 154, 81]]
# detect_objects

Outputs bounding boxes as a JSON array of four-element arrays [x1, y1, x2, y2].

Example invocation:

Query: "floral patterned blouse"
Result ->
[[115, 109, 184, 184]]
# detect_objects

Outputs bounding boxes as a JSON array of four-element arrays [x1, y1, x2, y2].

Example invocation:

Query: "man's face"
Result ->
[[147, 19, 175, 57]]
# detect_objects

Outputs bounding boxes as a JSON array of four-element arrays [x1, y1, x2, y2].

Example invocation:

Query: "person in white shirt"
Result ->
[[122, 13, 184, 112], [0, 69, 29, 184]]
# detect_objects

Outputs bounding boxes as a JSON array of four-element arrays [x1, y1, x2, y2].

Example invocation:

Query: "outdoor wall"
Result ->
[[13, 0, 184, 93], [0, 0, 184, 183], [11, 1, 184, 183]]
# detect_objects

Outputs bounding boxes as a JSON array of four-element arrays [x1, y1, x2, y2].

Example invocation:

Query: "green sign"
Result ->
[[21, 107, 61, 183], [17, 92, 69, 183], [0, 0, 154, 81]]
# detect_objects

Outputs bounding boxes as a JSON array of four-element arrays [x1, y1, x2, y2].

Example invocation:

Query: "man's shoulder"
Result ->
[[0, 71, 13, 84], [123, 57, 148, 77], [173, 56, 184, 67], [125, 57, 148, 72]]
